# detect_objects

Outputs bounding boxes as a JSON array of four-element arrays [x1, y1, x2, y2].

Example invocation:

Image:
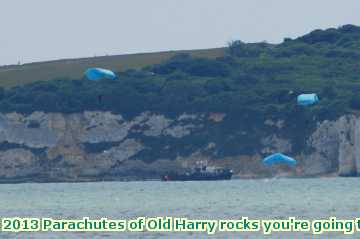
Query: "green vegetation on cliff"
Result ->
[[2, 24, 360, 156]]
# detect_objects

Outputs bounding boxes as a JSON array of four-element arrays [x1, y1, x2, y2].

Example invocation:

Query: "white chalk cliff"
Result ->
[[0, 111, 357, 182]]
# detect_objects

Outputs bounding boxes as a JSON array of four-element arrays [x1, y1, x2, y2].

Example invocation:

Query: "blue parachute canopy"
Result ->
[[84, 68, 116, 81], [263, 153, 297, 167], [297, 93, 319, 106]]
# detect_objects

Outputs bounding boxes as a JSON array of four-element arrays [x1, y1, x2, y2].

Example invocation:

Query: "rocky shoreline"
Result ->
[[0, 173, 341, 184]]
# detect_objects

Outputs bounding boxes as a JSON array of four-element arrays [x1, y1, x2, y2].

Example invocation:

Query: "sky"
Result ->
[[1, 0, 360, 66]]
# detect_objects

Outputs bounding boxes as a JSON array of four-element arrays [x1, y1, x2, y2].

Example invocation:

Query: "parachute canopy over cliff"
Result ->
[[84, 68, 117, 81], [297, 93, 319, 106], [262, 153, 297, 166]]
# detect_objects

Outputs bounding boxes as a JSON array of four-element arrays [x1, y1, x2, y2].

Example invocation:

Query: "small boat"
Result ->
[[161, 166, 233, 181]]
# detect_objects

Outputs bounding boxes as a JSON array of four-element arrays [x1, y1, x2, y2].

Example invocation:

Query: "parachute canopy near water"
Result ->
[[84, 68, 117, 81], [297, 93, 319, 106], [262, 153, 297, 167]]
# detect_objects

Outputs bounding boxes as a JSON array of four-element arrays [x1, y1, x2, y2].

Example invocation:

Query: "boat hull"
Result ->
[[161, 172, 232, 181]]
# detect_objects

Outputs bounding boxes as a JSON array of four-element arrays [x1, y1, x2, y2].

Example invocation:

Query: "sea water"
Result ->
[[0, 178, 359, 238]]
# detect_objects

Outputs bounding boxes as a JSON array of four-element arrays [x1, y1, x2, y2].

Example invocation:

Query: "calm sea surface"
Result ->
[[0, 178, 359, 238]]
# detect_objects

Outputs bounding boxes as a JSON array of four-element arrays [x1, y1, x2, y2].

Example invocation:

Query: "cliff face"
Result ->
[[0, 111, 358, 182], [307, 115, 360, 177]]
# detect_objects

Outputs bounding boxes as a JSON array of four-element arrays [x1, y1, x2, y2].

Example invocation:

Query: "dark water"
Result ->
[[0, 178, 359, 238]]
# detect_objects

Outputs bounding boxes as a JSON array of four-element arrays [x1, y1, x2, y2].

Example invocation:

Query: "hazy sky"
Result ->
[[1, 0, 359, 66]]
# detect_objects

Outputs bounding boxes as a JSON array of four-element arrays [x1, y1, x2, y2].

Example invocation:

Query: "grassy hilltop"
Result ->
[[0, 48, 225, 88], [2, 24, 360, 116], [2, 24, 360, 157]]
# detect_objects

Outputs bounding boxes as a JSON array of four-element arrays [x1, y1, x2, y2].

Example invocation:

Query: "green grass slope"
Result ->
[[0, 48, 225, 88]]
